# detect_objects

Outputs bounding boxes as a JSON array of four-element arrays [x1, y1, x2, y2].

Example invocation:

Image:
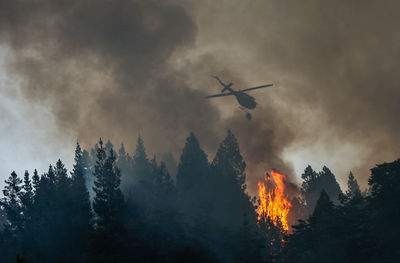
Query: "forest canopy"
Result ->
[[0, 131, 399, 263]]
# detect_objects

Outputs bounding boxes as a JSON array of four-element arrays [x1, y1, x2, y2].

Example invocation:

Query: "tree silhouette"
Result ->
[[69, 143, 93, 259], [1, 171, 23, 233], [176, 132, 209, 219], [301, 165, 342, 217], [368, 159, 400, 262], [210, 130, 255, 228], [117, 143, 133, 194], [92, 139, 124, 231], [132, 136, 151, 184], [31, 169, 40, 194], [20, 171, 33, 221], [1, 135, 399, 263], [341, 172, 362, 202]]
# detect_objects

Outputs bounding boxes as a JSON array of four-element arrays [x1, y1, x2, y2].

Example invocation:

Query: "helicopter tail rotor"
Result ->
[[221, 82, 233, 93]]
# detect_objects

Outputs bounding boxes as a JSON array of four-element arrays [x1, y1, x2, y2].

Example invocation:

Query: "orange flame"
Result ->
[[257, 171, 292, 231]]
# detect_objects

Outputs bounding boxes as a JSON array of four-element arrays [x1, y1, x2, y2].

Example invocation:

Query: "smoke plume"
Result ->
[[1, 0, 399, 192]]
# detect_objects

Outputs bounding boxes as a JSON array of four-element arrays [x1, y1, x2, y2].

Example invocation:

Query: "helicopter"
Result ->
[[205, 75, 273, 120]]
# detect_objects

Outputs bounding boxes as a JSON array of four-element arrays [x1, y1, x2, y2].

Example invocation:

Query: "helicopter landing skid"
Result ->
[[239, 106, 252, 120]]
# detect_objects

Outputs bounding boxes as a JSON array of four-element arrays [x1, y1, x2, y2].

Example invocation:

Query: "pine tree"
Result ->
[[27, 165, 59, 260], [118, 143, 128, 164], [118, 143, 133, 193], [71, 142, 92, 225], [345, 172, 361, 199], [132, 136, 151, 184], [310, 190, 334, 222], [159, 152, 178, 178], [211, 129, 246, 187], [134, 136, 147, 161], [210, 130, 255, 228], [105, 139, 116, 157], [368, 159, 400, 261], [92, 139, 124, 231], [301, 165, 318, 190], [46, 164, 56, 187], [158, 162, 175, 194], [1, 171, 23, 232], [176, 132, 208, 193], [80, 148, 95, 199], [81, 149, 92, 174], [67, 142, 93, 259], [300, 165, 319, 215], [34, 165, 56, 205], [153, 161, 176, 210], [258, 215, 285, 259], [32, 169, 40, 193], [55, 159, 69, 187], [176, 133, 209, 218], [72, 143, 85, 181], [318, 166, 342, 204], [90, 143, 100, 169], [301, 165, 342, 216], [54, 159, 71, 217], [20, 171, 33, 221], [283, 190, 339, 263]]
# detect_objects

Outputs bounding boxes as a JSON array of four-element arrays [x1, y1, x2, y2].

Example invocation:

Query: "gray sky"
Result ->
[[0, 45, 74, 186], [0, 0, 399, 194]]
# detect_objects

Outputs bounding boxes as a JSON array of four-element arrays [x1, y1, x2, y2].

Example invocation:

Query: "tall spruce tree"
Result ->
[[301, 165, 342, 216], [117, 144, 132, 175], [105, 139, 116, 157], [300, 165, 319, 216], [20, 171, 33, 214], [132, 136, 151, 184], [345, 172, 361, 199], [368, 158, 400, 261], [92, 139, 124, 231], [301, 165, 318, 189], [81, 148, 95, 199], [318, 166, 342, 204], [9, 164, 63, 262], [176, 132, 209, 217], [176, 133, 209, 194], [1, 171, 23, 232], [212, 130, 246, 186], [283, 190, 342, 263], [309, 190, 334, 222], [32, 169, 40, 194], [71, 143, 92, 224], [54, 159, 70, 191], [66, 143, 93, 260], [176, 133, 211, 224], [118, 143, 133, 194], [125, 137, 154, 210], [210, 130, 255, 228], [153, 161, 176, 211]]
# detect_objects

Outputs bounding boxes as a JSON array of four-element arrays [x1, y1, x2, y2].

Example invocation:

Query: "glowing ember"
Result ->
[[257, 170, 292, 231]]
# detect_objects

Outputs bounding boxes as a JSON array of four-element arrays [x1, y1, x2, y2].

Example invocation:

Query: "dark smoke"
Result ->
[[0, 1, 216, 145], [0, 0, 294, 194], [1, 0, 399, 193], [187, 0, 400, 187]]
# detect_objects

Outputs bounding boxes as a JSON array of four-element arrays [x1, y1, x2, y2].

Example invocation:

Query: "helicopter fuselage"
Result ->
[[232, 91, 257, 109]]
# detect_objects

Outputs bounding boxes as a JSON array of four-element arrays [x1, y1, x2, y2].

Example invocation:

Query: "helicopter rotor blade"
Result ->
[[241, 84, 273, 92], [205, 93, 235, 99]]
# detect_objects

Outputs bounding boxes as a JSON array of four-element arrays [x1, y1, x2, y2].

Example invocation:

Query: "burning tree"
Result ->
[[257, 171, 292, 231], [257, 171, 292, 256]]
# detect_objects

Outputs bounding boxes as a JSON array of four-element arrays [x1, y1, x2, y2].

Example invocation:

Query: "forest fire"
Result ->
[[257, 171, 292, 231]]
